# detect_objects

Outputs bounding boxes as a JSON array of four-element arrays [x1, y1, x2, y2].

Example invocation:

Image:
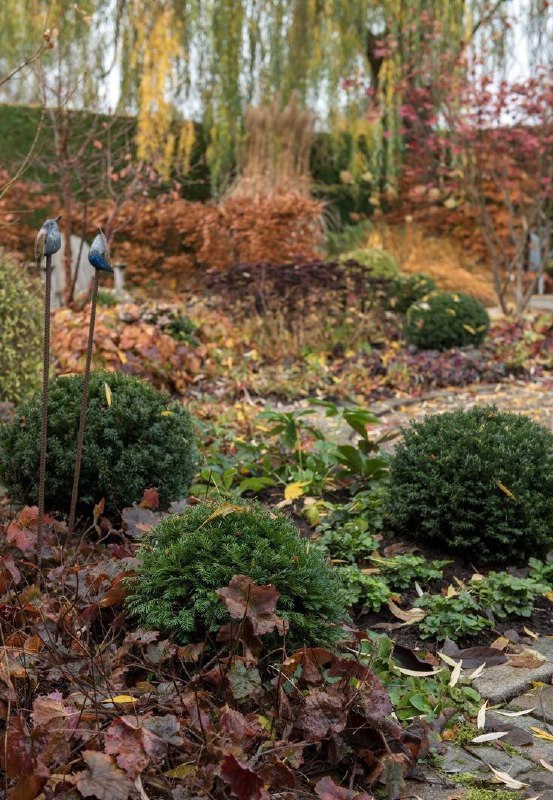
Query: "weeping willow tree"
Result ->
[[1, 0, 552, 192]]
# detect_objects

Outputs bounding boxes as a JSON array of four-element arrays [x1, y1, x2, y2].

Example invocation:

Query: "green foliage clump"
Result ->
[[326, 220, 373, 256], [414, 592, 490, 640], [126, 499, 350, 647], [336, 565, 391, 612], [386, 273, 436, 315], [529, 557, 553, 585], [0, 371, 197, 514], [97, 289, 118, 307], [470, 572, 547, 619], [404, 291, 490, 350], [387, 406, 553, 563], [371, 555, 448, 591], [341, 247, 400, 280], [0, 253, 42, 405], [315, 487, 386, 563]]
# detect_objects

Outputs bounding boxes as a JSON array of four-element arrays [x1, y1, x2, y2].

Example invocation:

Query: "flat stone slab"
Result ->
[[440, 746, 488, 776], [509, 684, 553, 724], [465, 745, 534, 777], [486, 711, 553, 765], [472, 660, 553, 704]]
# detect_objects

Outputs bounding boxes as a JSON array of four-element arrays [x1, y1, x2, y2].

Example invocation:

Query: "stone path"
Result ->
[[276, 377, 553, 448], [404, 637, 553, 800]]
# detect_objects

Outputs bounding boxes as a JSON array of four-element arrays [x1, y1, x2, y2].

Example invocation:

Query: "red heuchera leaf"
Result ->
[[220, 754, 266, 800], [6, 506, 53, 552], [257, 760, 296, 789], [216, 575, 288, 636], [76, 751, 133, 800], [0, 554, 21, 593], [329, 657, 393, 720], [139, 487, 160, 509], [315, 776, 374, 800], [104, 715, 172, 778], [281, 646, 334, 684], [296, 688, 348, 741], [31, 691, 79, 734]]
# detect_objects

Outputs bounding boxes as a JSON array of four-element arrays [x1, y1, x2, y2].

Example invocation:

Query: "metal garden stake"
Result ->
[[68, 230, 113, 534], [34, 215, 62, 569]]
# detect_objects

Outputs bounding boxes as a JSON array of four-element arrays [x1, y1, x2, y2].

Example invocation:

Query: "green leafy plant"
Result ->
[[0, 252, 42, 405], [336, 565, 391, 611], [528, 557, 553, 585], [359, 633, 482, 723], [414, 592, 490, 640], [470, 572, 547, 619], [126, 499, 350, 647], [370, 555, 448, 591], [387, 406, 553, 562], [340, 247, 401, 279], [0, 371, 197, 514], [385, 273, 436, 315], [315, 486, 387, 562], [96, 289, 118, 307], [404, 291, 490, 350], [326, 220, 373, 256]]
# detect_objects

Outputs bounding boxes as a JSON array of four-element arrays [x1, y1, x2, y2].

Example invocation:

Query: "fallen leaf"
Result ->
[[76, 751, 133, 800], [388, 600, 426, 624], [220, 754, 264, 800], [472, 731, 509, 743], [488, 765, 528, 789], [104, 382, 112, 407], [477, 700, 488, 730], [530, 727, 553, 741], [495, 708, 537, 717]]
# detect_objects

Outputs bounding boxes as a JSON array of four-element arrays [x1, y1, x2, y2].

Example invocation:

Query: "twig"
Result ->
[[68, 270, 100, 533], [37, 255, 52, 574]]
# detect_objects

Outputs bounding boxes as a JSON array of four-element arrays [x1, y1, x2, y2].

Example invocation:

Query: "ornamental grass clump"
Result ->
[[387, 406, 553, 563], [405, 291, 489, 350], [0, 371, 197, 515], [0, 252, 42, 405], [126, 499, 350, 647]]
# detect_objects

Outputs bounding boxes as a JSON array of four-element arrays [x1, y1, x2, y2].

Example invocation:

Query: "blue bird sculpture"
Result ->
[[88, 230, 114, 273], [34, 215, 62, 268]]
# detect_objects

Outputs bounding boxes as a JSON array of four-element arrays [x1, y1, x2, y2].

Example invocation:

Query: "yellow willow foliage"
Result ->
[[132, 4, 184, 180]]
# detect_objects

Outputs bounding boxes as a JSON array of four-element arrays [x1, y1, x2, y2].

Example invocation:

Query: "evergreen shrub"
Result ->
[[341, 247, 401, 280], [0, 371, 197, 514], [386, 273, 436, 315], [126, 499, 350, 647], [387, 406, 553, 563], [405, 291, 489, 350], [0, 253, 42, 405]]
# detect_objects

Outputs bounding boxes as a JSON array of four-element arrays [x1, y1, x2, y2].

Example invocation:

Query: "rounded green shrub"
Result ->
[[405, 291, 489, 350], [340, 247, 401, 280], [387, 406, 553, 563], [0, 371, 197, 514], [386, 273, 436, 315], [126, 499, 350, 647], [0, 252, 42, 404]]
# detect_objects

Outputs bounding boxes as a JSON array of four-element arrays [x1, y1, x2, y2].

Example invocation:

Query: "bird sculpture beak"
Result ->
[[56, 215, 62, 222]]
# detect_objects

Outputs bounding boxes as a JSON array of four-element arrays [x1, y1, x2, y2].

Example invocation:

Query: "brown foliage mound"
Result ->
[[51, 303, 214, 393], [91, 191, 325, 288]]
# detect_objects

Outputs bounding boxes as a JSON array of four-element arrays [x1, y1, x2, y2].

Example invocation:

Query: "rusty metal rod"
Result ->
[[36, 254, 52, 572], [68, 270, 100, 534]]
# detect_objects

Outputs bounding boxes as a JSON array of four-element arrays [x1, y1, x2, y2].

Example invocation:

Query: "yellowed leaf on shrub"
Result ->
[[104, 381, 112, 407], [496, 481, 516, 499], [199, 504, 246, 528]]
